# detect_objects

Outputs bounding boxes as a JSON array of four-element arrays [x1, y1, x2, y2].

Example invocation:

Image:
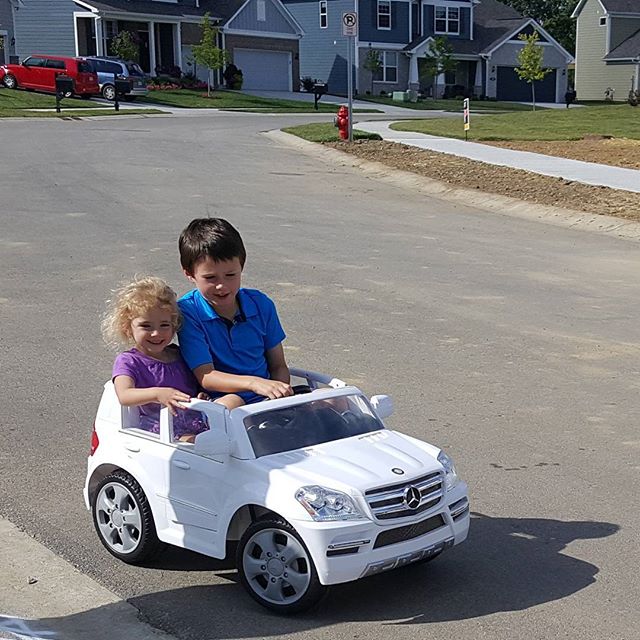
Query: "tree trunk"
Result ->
[[208, 69, 212, 97], [531, 81, 536, 111]]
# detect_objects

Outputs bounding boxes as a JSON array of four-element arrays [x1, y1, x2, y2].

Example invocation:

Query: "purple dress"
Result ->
[[112, 346, 209, 438]]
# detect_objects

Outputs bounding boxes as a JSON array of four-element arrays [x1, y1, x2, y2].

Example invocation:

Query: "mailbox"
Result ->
[[55, 74, 75, 98], [114, 77, 131, 97], [312, 82, 328, 110]]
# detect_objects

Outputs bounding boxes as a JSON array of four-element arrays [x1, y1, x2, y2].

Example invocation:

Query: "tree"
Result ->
[[111, 31, 138, 63], [421, 36, 457, 100], [363, 49, 382, 94], [191, 12, 229, 96], [501, 0, 579, 54], [515, 31, 552, 110]]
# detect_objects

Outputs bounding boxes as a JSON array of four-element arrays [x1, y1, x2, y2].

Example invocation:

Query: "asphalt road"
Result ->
[[0, 111, 638, 640]]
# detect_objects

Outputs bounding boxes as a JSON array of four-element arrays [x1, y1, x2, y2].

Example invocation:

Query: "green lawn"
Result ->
[[391, 104, 640, 140], [0, 88, 108, 109], [282, 122, 382, 143], [0, 88, 164, 117], [360, 95, 541, 112], [139, 89, 378, 112]]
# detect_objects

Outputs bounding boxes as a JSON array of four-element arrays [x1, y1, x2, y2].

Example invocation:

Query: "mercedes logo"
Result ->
[[403, 486, 421, 510]]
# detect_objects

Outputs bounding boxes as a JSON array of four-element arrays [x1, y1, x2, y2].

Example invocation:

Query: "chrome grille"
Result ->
[[365, 472, 444, 520]]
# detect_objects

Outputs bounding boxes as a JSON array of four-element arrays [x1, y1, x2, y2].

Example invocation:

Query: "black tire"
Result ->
[[101, 84, 116, 101], [237, 518, 327, 614], [92, 470, 162, 564], [3, 74, 17, 89]]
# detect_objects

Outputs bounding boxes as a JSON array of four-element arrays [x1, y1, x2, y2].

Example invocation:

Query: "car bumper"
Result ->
[[291, 482, 470, 585]]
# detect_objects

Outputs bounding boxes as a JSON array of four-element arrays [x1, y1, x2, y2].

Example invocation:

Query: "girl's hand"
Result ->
[[155, 388, 191, 415]]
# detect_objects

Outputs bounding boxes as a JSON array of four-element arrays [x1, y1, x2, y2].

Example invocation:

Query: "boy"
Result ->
[[177, 218, 293, 408]]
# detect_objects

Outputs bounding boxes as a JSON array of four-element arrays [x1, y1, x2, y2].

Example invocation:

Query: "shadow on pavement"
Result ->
[[30, 513, 618, 639]]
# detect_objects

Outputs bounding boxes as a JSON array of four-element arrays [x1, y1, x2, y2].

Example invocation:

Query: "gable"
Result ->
[[226, 0, 300, 35]]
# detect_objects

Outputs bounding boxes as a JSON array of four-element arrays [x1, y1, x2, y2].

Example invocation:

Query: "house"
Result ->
[[0, 0, 18, 64], [572, 0, 640, 100], [281, 0, 573, 101], [7, 0, 303, 89]]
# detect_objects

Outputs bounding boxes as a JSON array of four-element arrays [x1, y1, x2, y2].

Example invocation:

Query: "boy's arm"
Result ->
[[193, 365, 293, 400], [265, 343, 290, 384]]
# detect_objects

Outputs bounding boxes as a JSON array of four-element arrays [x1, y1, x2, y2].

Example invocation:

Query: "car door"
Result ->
[[165, 404, 231, 557], [20, 56, 47, 89], [43, 58, 67, 92]]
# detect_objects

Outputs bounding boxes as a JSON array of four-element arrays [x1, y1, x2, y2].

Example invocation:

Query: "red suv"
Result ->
[[1, 55, 100, 97]]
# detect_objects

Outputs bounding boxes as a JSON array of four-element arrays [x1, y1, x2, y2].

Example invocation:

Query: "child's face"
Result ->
[[185, 256, 243, 317], [129, 306, 175, 357]]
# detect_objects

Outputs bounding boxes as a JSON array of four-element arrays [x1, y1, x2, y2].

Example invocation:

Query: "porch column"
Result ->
[[174, 23, 182, 71], [95, 17, 105, 56], [408, 54, 419, 90], [474, 60, 482, 95], [148, 21, 156, 75], [634, 58, 640, 92]]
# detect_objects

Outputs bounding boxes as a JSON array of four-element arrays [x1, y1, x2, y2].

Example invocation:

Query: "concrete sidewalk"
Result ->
[[0, 517, 173, 640], [353, 120, 640, 194]]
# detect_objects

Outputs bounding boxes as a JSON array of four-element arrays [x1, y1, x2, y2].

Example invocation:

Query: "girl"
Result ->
[[102, 276, 210, 442]]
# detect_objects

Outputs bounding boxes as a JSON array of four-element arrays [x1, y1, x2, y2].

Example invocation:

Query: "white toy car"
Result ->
[[84, 368, 469, 613]]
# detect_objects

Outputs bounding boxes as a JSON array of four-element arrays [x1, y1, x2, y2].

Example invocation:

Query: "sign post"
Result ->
[[342, 11, 358, 142], [463, 97, 470, 141]]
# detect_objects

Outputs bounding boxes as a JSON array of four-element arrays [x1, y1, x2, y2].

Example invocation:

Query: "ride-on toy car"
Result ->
[[84, 369, 469, 613]]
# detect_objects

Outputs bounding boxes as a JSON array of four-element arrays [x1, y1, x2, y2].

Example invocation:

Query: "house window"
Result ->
[[378, 0, 391, 30], [435, 6, 459, 34], [257, 0, 266, 22], [319, 0, 328, 28], [599, 16, 607, 26], [373, 51, 398, 83]]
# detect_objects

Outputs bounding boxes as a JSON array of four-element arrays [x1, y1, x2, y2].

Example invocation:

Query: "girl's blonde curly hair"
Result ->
[[102, 276, 181, 348]]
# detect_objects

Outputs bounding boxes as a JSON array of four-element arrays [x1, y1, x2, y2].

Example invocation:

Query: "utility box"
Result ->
[[392, 91, 409, 102]]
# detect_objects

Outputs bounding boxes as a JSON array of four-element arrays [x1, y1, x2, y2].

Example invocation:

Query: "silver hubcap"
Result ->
[[95, 482, 142, 554], [243, 528, 312, 605], [5, 76, 15, 88], [103, 86, 115, 100]]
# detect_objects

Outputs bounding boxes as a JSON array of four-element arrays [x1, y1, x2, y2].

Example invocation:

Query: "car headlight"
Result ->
[[438, 451, 460, 491], [295, 485, 365, 521]]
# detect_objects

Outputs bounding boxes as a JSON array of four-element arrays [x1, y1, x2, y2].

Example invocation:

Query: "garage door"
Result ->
[[496, 66, 557, 102], [233, 49, 291, 91]]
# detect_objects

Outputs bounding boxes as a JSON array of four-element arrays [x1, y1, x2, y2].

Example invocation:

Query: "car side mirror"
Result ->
[[370, 394, 393, 419]]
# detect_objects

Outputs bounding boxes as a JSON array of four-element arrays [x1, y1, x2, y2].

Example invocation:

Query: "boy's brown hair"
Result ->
[[179, 218, 246, 273]]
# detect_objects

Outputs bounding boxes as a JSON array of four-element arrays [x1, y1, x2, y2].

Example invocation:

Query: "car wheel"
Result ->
[[3, 74, 17, 89], [237, 518, 327, 614], [101, 84, 116, 101], [92, 470, 162, 563]]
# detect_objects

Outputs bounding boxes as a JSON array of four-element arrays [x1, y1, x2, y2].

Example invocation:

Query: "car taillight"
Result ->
[[90, 424, 99, 456]]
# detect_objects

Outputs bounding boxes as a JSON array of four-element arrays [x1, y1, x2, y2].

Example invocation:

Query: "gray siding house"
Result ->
[[8, 0, 303, 88], [572, 0, 640, 100], [0, 0, 17, 64], [283, 0, 573, 101]]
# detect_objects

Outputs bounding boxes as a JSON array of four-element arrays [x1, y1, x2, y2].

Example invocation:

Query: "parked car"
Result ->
[[86, 57, 148, 101], [84, 368, 470, 614], [0, 55, 99, 97]]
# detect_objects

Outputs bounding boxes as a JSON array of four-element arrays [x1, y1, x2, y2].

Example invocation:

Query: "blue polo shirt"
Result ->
[[177, 288, 286, 381]]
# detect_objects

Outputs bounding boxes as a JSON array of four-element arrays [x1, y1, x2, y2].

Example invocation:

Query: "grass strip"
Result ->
[[282, 122, 382, 143], [390, 104, 640, 141]]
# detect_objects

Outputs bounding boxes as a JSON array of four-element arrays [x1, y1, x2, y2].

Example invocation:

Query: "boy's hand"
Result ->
[[250, 378, 294, 400], [156, 388, 192, 415]]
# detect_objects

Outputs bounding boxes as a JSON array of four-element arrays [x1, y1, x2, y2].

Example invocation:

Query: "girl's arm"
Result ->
[[114, 375, 191, 416]]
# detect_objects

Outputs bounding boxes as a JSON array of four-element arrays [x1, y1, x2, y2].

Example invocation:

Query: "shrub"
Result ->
[[301, 76, 315, 92]]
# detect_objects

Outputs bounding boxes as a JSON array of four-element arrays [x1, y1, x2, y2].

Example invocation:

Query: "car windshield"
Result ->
[[126, 62, 144, 76], [243, 394, 384, 457]]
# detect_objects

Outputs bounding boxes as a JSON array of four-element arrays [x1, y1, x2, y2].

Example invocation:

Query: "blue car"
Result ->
[[86, 57, 148, 101]]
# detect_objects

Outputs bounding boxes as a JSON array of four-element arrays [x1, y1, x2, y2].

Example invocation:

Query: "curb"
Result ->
[[265, 129, 640, 243]]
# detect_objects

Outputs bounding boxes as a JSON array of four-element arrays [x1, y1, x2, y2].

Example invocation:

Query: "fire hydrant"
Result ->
[[335, 105, 349, 140]]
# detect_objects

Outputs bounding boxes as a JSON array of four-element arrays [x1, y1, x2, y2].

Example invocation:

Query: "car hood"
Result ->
[[251, 429, 442, 495]]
